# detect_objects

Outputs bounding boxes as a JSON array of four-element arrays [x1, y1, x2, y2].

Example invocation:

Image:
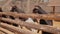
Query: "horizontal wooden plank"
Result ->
[[0, 22, 37, 34], [0, 12, 60, 20], [0, 31, 5, 34], [0, 27, 14, 34], [0, 17, 60, 34]]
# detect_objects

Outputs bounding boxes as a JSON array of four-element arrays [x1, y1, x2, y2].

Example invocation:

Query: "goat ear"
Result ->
[[0, 8, 3, 12], [10, 6, 17, 12]]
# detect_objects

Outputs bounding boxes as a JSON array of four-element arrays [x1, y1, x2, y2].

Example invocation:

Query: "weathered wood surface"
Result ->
[[0, 31, 5, 34], [0, 27, 14, 34], [0, 17, 60, 34], [0, 12, 60, 20], [2, 0, 12, 7], [0, 23, 37, 34], [2, 0, 12, 12]]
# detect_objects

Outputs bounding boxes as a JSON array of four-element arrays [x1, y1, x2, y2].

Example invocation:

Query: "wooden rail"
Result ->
[[0, 17, 60, 34], [0, 31, 5, 34], [0, 23, 37, 34], [0, 12, 60, 20], [0, 12, 60, 34], [0, 27, 14, 34]]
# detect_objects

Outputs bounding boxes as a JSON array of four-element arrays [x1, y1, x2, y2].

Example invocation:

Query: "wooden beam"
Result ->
[[0, 12, 60, 20], [0, 23, 37, 34], [0, 31, 5, 34], [0, 27, 14, 34], [0, 17, 60, 34]]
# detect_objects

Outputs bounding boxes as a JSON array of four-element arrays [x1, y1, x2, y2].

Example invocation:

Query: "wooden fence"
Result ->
[[0, 0, 60, 34], [0, 12, 60, 34]]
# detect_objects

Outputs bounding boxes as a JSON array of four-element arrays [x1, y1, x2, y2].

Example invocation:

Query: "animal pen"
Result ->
[[0, 0, 60, 34]]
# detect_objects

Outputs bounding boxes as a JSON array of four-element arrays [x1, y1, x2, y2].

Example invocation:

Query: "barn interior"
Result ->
[[0, 0, 60, 34]]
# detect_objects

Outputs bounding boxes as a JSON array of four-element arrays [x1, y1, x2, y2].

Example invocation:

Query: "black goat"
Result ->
[[33, 6, 52, 25], [11, 6, 25, 13]]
